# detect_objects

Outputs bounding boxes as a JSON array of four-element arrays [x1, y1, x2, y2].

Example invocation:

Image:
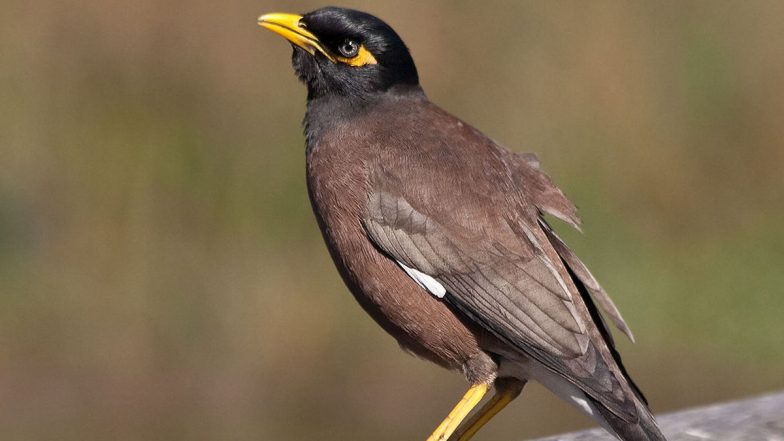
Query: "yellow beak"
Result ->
[[257, 13, 336, 62]]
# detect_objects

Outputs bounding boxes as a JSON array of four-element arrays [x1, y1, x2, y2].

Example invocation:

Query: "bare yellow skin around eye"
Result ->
[[335, 45, 378, 67]]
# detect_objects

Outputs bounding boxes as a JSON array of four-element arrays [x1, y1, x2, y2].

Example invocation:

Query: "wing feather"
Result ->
[[540, 220, 635, 343], [367, 190, 588, 358], [364, 188, 638, 421]]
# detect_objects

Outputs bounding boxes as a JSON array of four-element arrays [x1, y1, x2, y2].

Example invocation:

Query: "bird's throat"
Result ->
[[303, 87, 425, 152]]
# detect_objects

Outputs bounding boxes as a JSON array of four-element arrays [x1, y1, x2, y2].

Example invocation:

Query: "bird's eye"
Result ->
[[338, 39, 359, 58]]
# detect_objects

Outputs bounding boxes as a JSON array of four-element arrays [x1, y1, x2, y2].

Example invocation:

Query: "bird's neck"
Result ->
[[303, 85, 425, 152]]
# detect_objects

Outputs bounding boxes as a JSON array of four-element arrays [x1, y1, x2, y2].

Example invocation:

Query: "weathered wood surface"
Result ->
[[533, 391, 784, 441]]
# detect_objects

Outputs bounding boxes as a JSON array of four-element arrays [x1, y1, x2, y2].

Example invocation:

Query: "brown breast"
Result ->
[[304, 110, 492, 377]]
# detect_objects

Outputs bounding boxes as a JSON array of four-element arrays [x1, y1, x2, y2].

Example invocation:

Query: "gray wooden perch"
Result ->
[[533, 391, 784, 441]]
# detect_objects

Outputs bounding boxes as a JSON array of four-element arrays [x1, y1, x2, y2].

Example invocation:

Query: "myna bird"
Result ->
[[257, 7, 666, 441]]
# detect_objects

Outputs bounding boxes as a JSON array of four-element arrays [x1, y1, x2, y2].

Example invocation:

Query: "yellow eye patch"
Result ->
[[335, 45, 378, 67]]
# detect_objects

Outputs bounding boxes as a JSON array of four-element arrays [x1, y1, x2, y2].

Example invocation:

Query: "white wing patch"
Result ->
[[396, 260, 446, 298], [570, 394, 595, 417]]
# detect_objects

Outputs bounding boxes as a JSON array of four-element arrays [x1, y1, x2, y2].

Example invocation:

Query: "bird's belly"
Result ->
[[498, 356, 614, 432]]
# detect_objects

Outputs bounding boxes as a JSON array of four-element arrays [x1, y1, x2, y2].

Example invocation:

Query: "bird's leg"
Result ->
[[426, 383, 489, 441], [450, 377, 527, 441]]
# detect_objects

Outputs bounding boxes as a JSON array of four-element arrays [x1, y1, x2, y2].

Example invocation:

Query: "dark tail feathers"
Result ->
[[593, 396, 667, 441]]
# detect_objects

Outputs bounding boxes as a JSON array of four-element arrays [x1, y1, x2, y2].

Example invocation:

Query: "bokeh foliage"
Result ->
[[1, 1, 783, 440]]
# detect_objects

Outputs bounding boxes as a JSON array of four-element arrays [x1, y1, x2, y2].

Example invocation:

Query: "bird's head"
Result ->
[[258, 7, 419, 100]]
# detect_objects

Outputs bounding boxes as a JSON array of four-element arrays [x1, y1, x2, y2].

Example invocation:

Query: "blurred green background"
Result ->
[[2, 1, 783, 440]]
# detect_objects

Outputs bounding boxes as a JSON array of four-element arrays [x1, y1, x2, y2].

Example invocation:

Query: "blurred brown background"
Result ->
[[2, 1, 783, 440]]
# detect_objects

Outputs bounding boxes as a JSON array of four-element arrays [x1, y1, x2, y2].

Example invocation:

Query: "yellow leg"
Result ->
[[426, 383, 489, 441], [451, 378, 526, 441]]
